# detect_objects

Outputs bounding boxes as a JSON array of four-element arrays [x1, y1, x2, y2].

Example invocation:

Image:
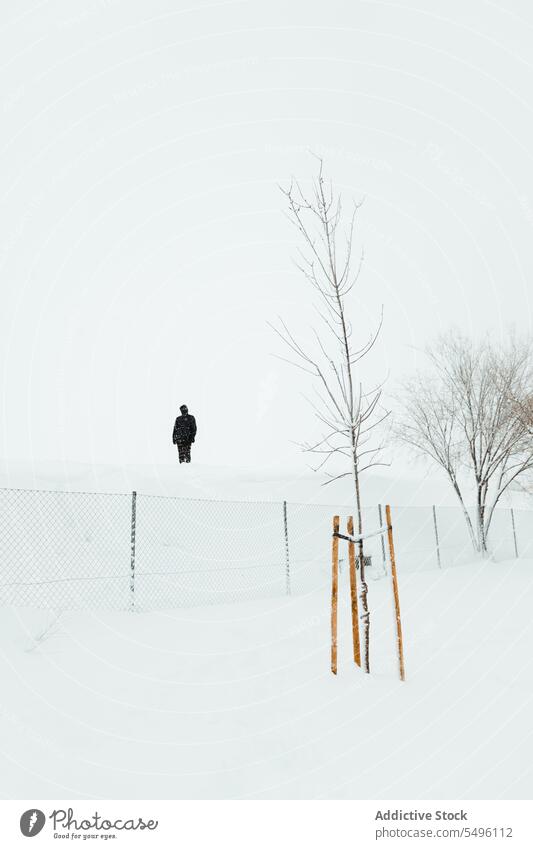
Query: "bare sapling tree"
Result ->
[[271, 160, 388, 673], [396, 331, 533, 555]]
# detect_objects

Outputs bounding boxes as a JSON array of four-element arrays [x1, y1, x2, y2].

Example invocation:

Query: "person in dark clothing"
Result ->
[[172, 404, 197, 463]]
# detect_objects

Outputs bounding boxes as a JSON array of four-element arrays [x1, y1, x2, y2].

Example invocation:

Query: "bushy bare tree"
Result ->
[[512, 393, 533, 435], [271, 160, 388, 672], [396, 331, 533, 555]]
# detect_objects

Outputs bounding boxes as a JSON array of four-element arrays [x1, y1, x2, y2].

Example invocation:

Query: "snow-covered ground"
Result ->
[[0, 556, 532, 800], [0, 462, 531, 798], [1, 458, 530, 508]]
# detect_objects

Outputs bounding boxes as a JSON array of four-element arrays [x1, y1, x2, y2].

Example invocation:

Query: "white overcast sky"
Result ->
[[0, 0, 532, 472]]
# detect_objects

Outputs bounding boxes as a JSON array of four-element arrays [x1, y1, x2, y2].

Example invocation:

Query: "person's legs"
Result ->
[[177, 444, 186, 463], [184, 444, 191, 463]]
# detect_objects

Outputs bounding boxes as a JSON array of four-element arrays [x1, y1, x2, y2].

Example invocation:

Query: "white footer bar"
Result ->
[[2, 799, 531, 848]]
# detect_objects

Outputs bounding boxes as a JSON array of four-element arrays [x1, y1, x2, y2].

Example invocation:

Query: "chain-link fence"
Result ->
[[134, 494, 288, 608], [0, 487, 531, 611]]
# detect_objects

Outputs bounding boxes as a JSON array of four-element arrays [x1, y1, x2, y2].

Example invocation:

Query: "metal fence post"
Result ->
[[378, 504, 387, 574], [283, 500, 291, 595], [130, 491, 137, 611], [432, 505, 441, 569], [510, 508, 519, 559]]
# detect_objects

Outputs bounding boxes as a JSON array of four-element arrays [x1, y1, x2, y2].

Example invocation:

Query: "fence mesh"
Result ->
[[0, 489, 131, 609], [0, 486, 530, 611], [134, 495, 286, 610]]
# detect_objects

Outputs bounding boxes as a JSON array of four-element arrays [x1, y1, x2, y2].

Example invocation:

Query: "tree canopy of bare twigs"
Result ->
[[270, 159, 388, 672], [512, 393, 533, 435], [395, 331, 533, 554]]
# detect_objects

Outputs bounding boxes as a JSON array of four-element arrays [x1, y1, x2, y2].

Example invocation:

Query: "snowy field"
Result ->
[[1, 459, 531, 509], [0, 556, 532, 800]]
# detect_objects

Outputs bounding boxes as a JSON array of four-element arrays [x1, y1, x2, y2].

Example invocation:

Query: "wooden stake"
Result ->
[[347, 516, 361, 667], [331, 515, 339, 675], [385, 505, 405, 682]]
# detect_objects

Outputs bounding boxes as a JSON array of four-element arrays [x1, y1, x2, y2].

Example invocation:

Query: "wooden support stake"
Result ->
[[347, 516, 361, 667], [331, 515, 339, 675], [385, 505, 405, 682]]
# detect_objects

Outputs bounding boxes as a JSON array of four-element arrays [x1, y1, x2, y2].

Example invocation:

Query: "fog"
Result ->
[[1, 0, 531, 476]]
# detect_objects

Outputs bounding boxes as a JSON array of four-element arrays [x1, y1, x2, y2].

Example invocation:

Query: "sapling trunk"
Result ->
[[354, 458, 370, 673]]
